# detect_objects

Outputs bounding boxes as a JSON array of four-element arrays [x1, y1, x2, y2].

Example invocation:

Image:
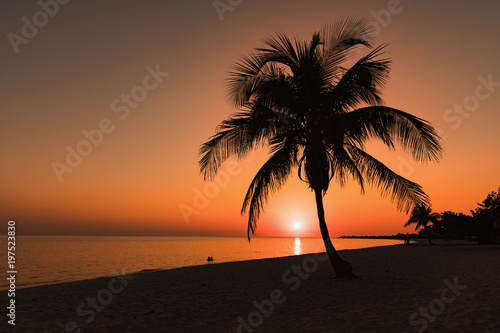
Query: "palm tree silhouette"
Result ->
[[404, 205, 441, 245], [199, 18, 442, 278]]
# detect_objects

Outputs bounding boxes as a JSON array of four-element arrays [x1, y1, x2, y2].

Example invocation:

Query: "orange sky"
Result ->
[[1, 0, 499, 237]]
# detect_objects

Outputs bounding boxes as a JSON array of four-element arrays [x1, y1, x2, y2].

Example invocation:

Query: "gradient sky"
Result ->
[[1, 0, 499, 237]]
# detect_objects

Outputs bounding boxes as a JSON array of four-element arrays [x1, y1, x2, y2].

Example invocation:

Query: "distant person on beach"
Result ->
[[207, 256, 214, 262], [404, 233, 411, 245]]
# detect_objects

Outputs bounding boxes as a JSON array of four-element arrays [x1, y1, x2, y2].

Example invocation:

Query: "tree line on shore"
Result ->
[[404, 187, 500, 244], [341, 187, 500, 244]]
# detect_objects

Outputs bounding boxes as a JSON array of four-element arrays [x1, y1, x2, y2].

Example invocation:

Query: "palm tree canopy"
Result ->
[[405, 205, 441, 231], [199, 18, 443, 239]]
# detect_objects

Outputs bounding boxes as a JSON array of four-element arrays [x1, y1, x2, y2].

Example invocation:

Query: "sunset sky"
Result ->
[[1, 0, 499, 237]]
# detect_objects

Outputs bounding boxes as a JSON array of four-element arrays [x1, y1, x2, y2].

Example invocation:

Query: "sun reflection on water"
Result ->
[[294, 237, 302, 255]]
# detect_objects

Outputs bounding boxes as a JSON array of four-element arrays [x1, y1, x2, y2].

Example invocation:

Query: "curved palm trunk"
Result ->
[[314, 188, 356, 278]]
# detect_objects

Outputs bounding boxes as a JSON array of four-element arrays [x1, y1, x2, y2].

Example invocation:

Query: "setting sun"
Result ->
[[2, 1, 499, 332]]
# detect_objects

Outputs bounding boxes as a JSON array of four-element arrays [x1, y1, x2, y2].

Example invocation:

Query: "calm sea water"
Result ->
[[0, 236, 401, 290]]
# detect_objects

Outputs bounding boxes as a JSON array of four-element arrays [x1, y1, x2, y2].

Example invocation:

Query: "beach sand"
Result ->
[[7, 243, 500, 332]]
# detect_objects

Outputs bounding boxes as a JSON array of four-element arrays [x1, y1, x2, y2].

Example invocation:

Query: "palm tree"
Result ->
[[404, 205, 440, 245], [199, 18, 442, 278]]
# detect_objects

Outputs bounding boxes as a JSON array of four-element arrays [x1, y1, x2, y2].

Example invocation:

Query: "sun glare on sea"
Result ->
[[294, 237, 302, 255]]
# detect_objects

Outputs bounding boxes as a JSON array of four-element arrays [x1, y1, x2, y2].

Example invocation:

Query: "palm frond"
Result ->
[[404, 205, 438, 230], [329, 146, 365, 191], [199, 108, 271, 180], [242, 139, 298, 239], [319, 18, 374, 82], [325, 45, 391, 110], [347, 145, 430, 212], [227, 53, 270, 107], [321, 17, 374, 59], [199, 114, 250, 180], [344, 106, 443, 163], [260, 32, 300, 70], [251, 73, 297, 116]]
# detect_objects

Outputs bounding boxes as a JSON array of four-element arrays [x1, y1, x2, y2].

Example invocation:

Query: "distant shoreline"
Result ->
[[340, 235, 405, 239], [8, 234, 476, 239]]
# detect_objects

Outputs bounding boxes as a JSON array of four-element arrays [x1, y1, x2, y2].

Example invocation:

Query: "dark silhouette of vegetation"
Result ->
[[199, 18, 442, 278], [403, 187, 500, 244], [431, 211, 474, 240], [405, 205, 440, 244], [471, 188, 500, 244], [340, 234, 413, 239]]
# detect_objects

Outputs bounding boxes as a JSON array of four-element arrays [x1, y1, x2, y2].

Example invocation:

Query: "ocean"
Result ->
[[0, 236, 401, 290]]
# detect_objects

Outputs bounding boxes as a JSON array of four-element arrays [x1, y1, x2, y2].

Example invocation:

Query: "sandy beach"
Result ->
[[7, 243, 500, 332]]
